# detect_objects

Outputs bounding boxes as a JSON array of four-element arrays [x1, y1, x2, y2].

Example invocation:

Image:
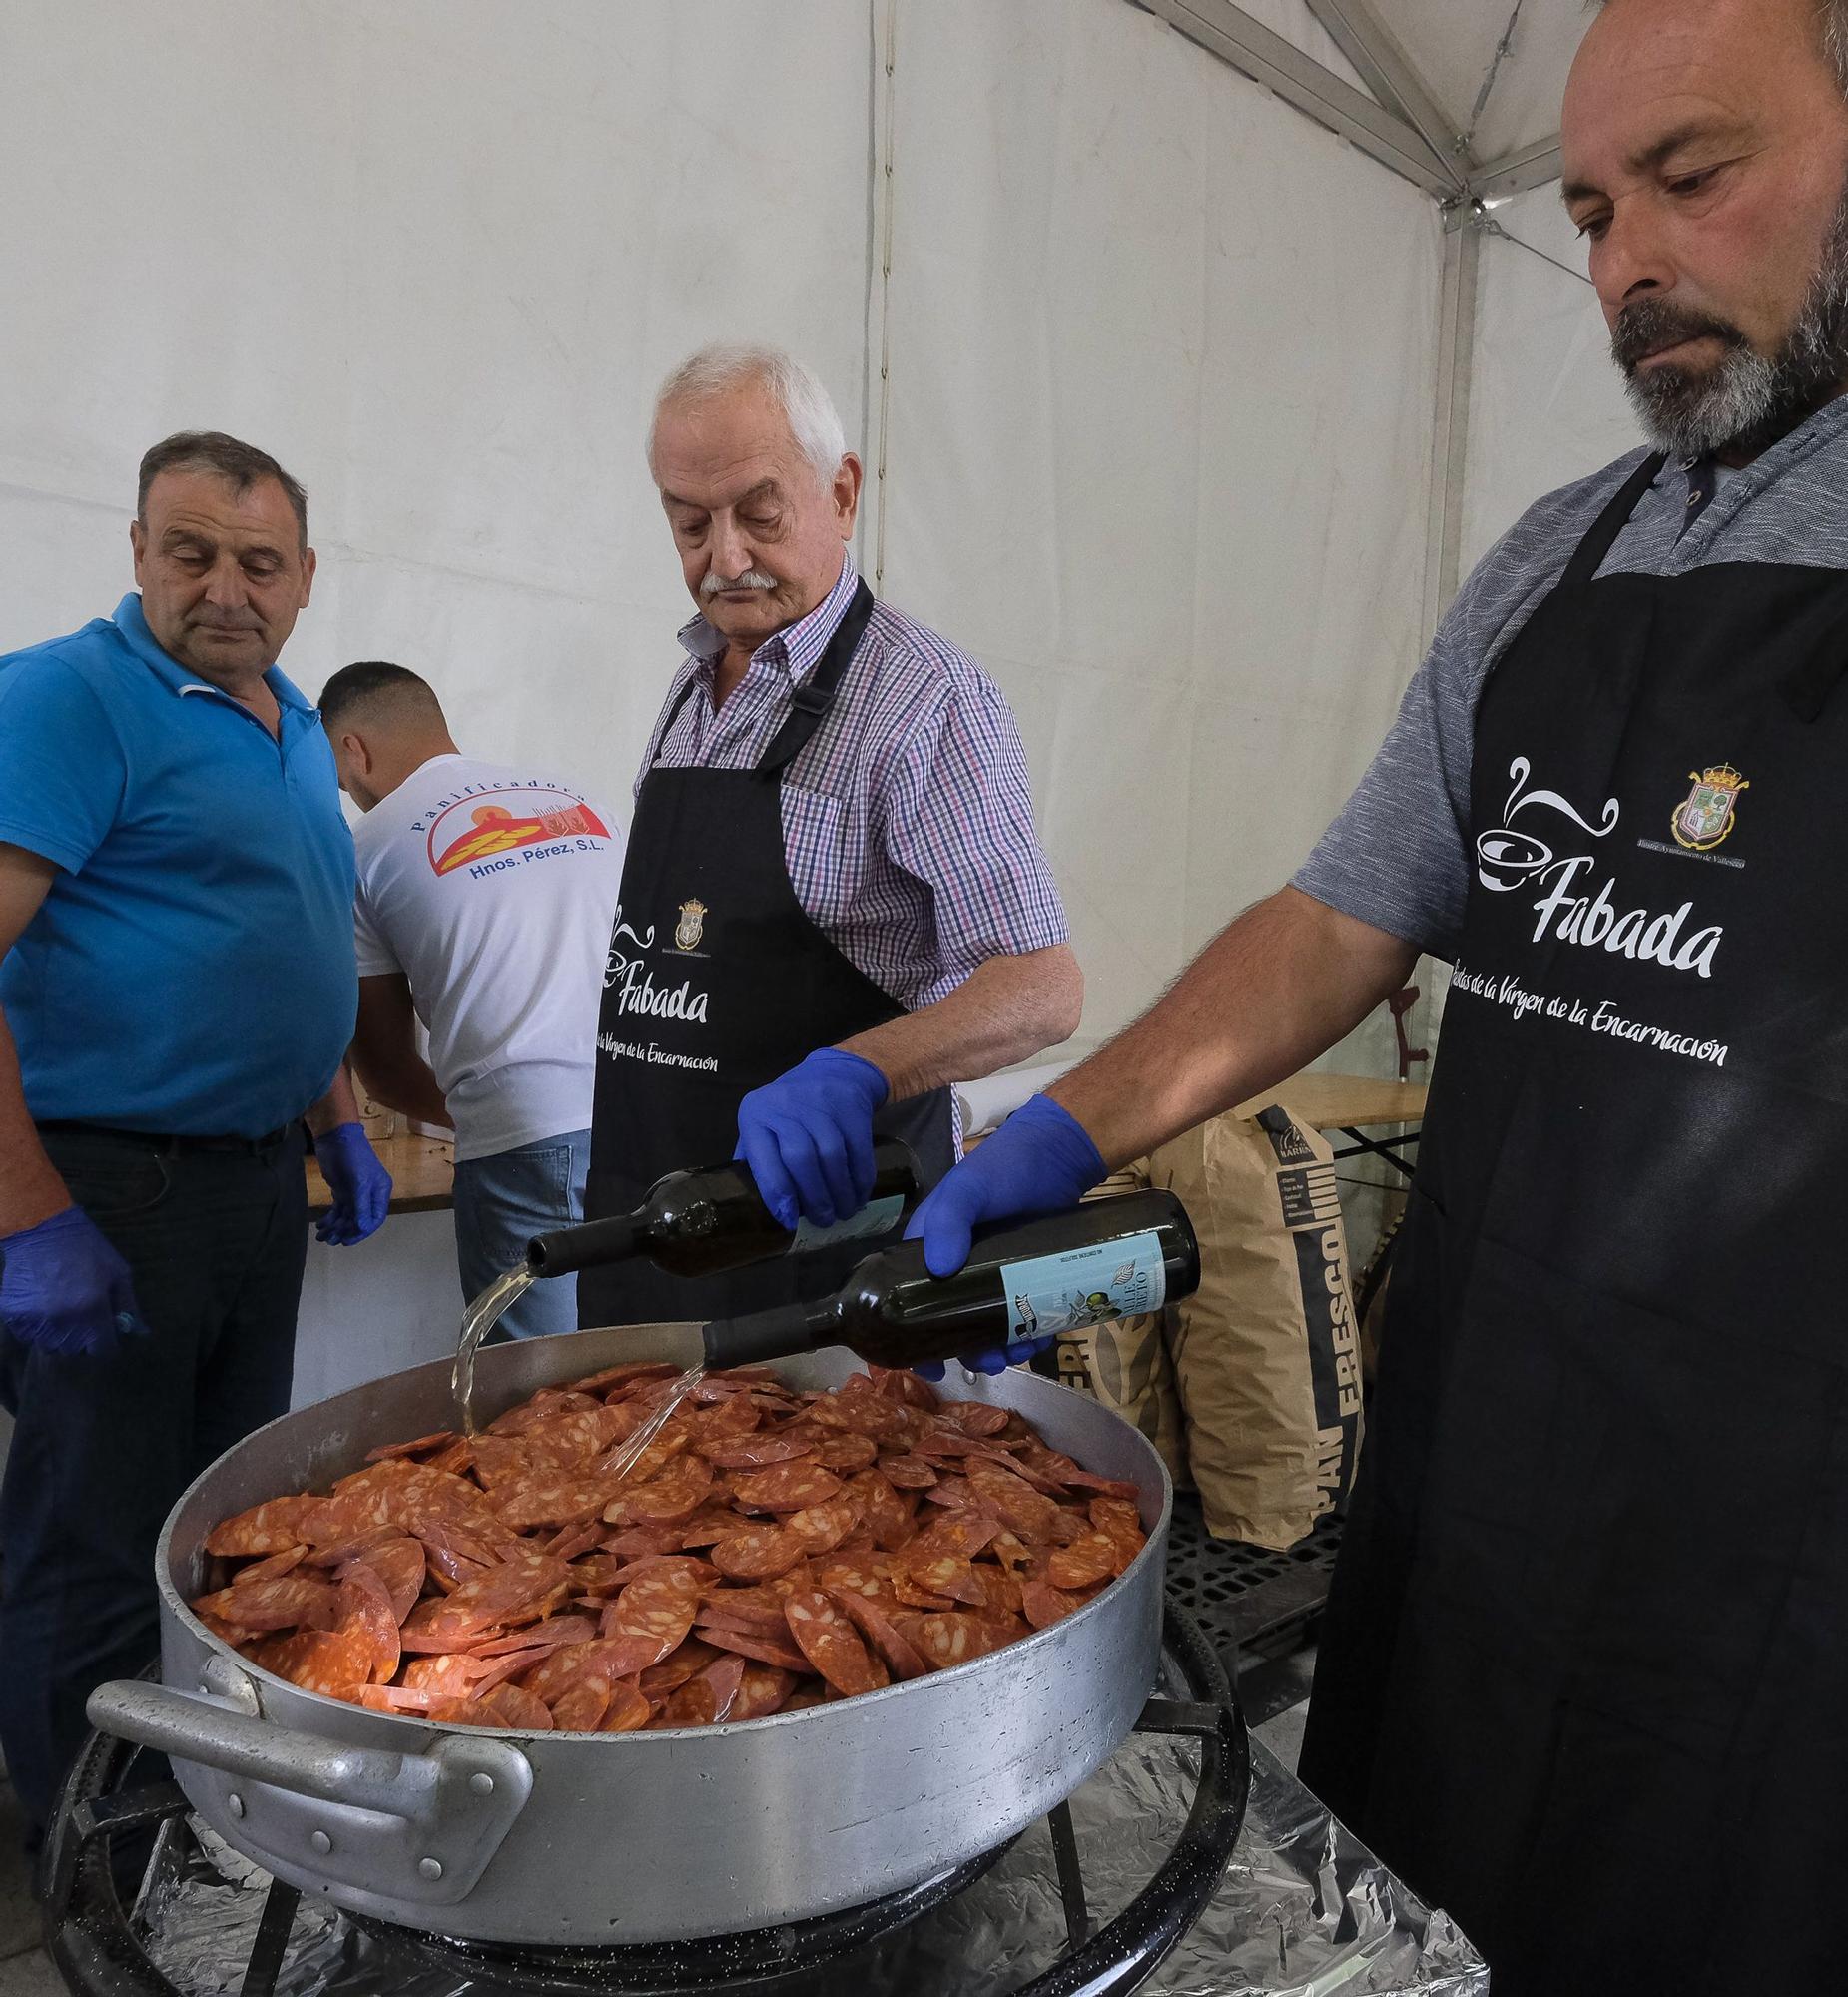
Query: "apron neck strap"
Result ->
[[756, 581, 877, 779], [657, 671, 701, 744], [1559, 452, 1668, 592]]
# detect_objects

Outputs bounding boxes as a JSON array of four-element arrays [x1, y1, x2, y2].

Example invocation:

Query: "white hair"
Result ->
[[648, 342, 849, 487]]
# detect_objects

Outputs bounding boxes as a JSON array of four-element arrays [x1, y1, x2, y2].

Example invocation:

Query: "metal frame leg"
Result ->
[[239, 1877, 302, 1997]]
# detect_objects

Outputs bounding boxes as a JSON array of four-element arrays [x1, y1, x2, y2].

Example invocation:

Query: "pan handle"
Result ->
[[87, 1677, 533, 1907]]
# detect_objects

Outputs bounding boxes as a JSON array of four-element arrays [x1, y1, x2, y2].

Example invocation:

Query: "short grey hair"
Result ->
[[648, 342, 849, 487], [1590, 0, 1848, 92], [138, 429, 308, 550]]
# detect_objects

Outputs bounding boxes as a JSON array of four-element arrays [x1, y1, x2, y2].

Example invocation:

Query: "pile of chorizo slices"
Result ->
[[193, 1363, 1147, 1733]]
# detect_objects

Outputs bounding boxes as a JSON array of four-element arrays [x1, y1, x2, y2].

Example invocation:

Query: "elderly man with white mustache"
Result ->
[[578, 343, 1082, 1329]]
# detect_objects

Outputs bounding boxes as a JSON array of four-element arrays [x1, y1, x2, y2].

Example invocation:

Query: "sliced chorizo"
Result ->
[[662, 1654, 747, 1728], [697, 1587, 798, 1634], [205, 1495, 320, 1559], [966, 1462, 1063, 1543], [564, 1361, 682, 1397], [254, 1624, 378, 1699], [941, 1400, 1011, 1437], [808, 1387, 907, 1440], [812, 1557, 898, 1603], [784, 1499, 860, 1557], [846, 1468, 913, 1551], [549, 1679, 612, 1732], [879, 1454, 939, 1491], [693, 1622, 812, 1672], [728, 1461, 846, 1513], [695, 1435, 812, 1470], [730, 1663, 798, 1720], [443, 1550, 573, 1635], [339, 1537, 426, 1623], [1057, 1468, 1143, 1501], [600, 1678, 654, 1731], [710, 1524, 806, 1582], [1046, 1532, 1121, 1592], [339, 1569, 403, 1683], [471, 1614, 598, 1657], [1087, 1495, 1146, 1568], [1019, 1579, 1084, 1630], [637, 1638, 723, 1699], [199, 1360, 1143, 1733], [603, 1453, 714, 1528], [902, 1554, 989, 1608], [192, 1575, 341, 1635], [604, 1562, 704, 1665], [491, 1475, 614, 1533], [900, 1611, 1015, 1671], [364, 1428, 458, 1463], [480, 1682, 554, 1730], [812, 1433, 879, 1473], [827, 1587, 931, 1681], [782, 1586, 882, 1697]]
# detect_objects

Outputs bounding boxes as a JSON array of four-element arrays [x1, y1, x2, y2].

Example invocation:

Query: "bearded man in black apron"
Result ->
[[907, 0, 1848, 1985], [582, 342, 1082, 1328]]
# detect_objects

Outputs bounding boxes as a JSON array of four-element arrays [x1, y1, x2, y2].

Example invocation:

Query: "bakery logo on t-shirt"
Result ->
[[423, 786, 612, 878], [1475, 755, 1724, 979]]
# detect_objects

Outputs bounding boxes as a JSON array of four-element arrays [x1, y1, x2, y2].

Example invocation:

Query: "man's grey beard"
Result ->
[[1614, 188, 1848, 459]]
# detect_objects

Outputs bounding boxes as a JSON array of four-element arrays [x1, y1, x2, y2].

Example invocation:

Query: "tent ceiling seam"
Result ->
[[1463, 0, 1528, 154], [872, 0, 899, 592], [1296, 0, 1471, 184], [1131, 0, 1462, 196], [1125, 0, 1571, 204], [1470, 133, 1564, 202]]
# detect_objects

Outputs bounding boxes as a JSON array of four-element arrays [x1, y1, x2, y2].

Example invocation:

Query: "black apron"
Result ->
[[582, 583, 954, 1327], [1298, 455, 1848, 1994]]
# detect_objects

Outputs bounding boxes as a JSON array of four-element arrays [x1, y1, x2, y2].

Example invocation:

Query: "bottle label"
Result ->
[[790, 1193, 906, 1253], [1000, 1230, 1166, 1337]]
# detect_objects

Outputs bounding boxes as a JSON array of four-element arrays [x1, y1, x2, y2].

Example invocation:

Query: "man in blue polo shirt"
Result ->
[[0, 430, 391, 1833]]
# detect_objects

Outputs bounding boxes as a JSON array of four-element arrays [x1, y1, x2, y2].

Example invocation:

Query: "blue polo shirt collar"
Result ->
[[111, 592, 314, 715]]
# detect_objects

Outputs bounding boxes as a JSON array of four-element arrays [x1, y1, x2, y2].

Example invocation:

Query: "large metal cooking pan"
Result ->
[[87, 1323, 1171, 1945]]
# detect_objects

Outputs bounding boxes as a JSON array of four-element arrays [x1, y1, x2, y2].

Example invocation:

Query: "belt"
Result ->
[[35, 1119, 300, 1157]]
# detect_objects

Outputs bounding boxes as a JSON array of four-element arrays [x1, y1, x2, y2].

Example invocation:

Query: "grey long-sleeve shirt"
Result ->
[[1293, 396, 1848, 959]]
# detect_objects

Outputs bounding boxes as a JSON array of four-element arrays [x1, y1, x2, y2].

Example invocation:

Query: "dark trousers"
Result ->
[[0, 1125, 308, 1828]]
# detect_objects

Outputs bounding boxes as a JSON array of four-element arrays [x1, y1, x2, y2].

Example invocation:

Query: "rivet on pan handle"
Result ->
[[86, 1678, 533, 1906]]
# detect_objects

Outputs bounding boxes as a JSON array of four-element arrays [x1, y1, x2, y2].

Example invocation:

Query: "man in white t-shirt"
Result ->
[[318, 662, 623, 1337]]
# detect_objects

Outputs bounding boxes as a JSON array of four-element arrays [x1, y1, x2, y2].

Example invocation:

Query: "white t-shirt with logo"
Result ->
[[351, 755, 624, 1162]]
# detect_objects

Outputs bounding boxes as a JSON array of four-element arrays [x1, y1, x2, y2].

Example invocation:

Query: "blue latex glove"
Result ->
[[736, 1047, 890, 1231], [907, 1092, 1108, 1378], [312, 1123, 392, 1245], [0, 1207, 149, 1358]]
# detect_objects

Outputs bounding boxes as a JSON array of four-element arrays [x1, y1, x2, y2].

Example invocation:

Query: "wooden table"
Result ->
[[1234, 1070, 1429, 1176], [306, 1131, 455, 1218]]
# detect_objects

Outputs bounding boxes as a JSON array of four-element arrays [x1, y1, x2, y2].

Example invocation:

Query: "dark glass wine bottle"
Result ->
[[525, 1139, 924, 1282], [700, 1189, 1198, 1373]]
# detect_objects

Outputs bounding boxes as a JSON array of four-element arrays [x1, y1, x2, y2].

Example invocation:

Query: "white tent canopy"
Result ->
[[0, 0, 1638, 1063], [1142, 0, 1642, 604], [1155, 0, 1582, 200]]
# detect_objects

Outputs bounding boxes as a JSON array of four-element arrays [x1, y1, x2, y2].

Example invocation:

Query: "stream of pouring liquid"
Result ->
[[452, 1266, 535, 1435], [595, 1362, 705, 1481], [451, 1265, 704, 1451]]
